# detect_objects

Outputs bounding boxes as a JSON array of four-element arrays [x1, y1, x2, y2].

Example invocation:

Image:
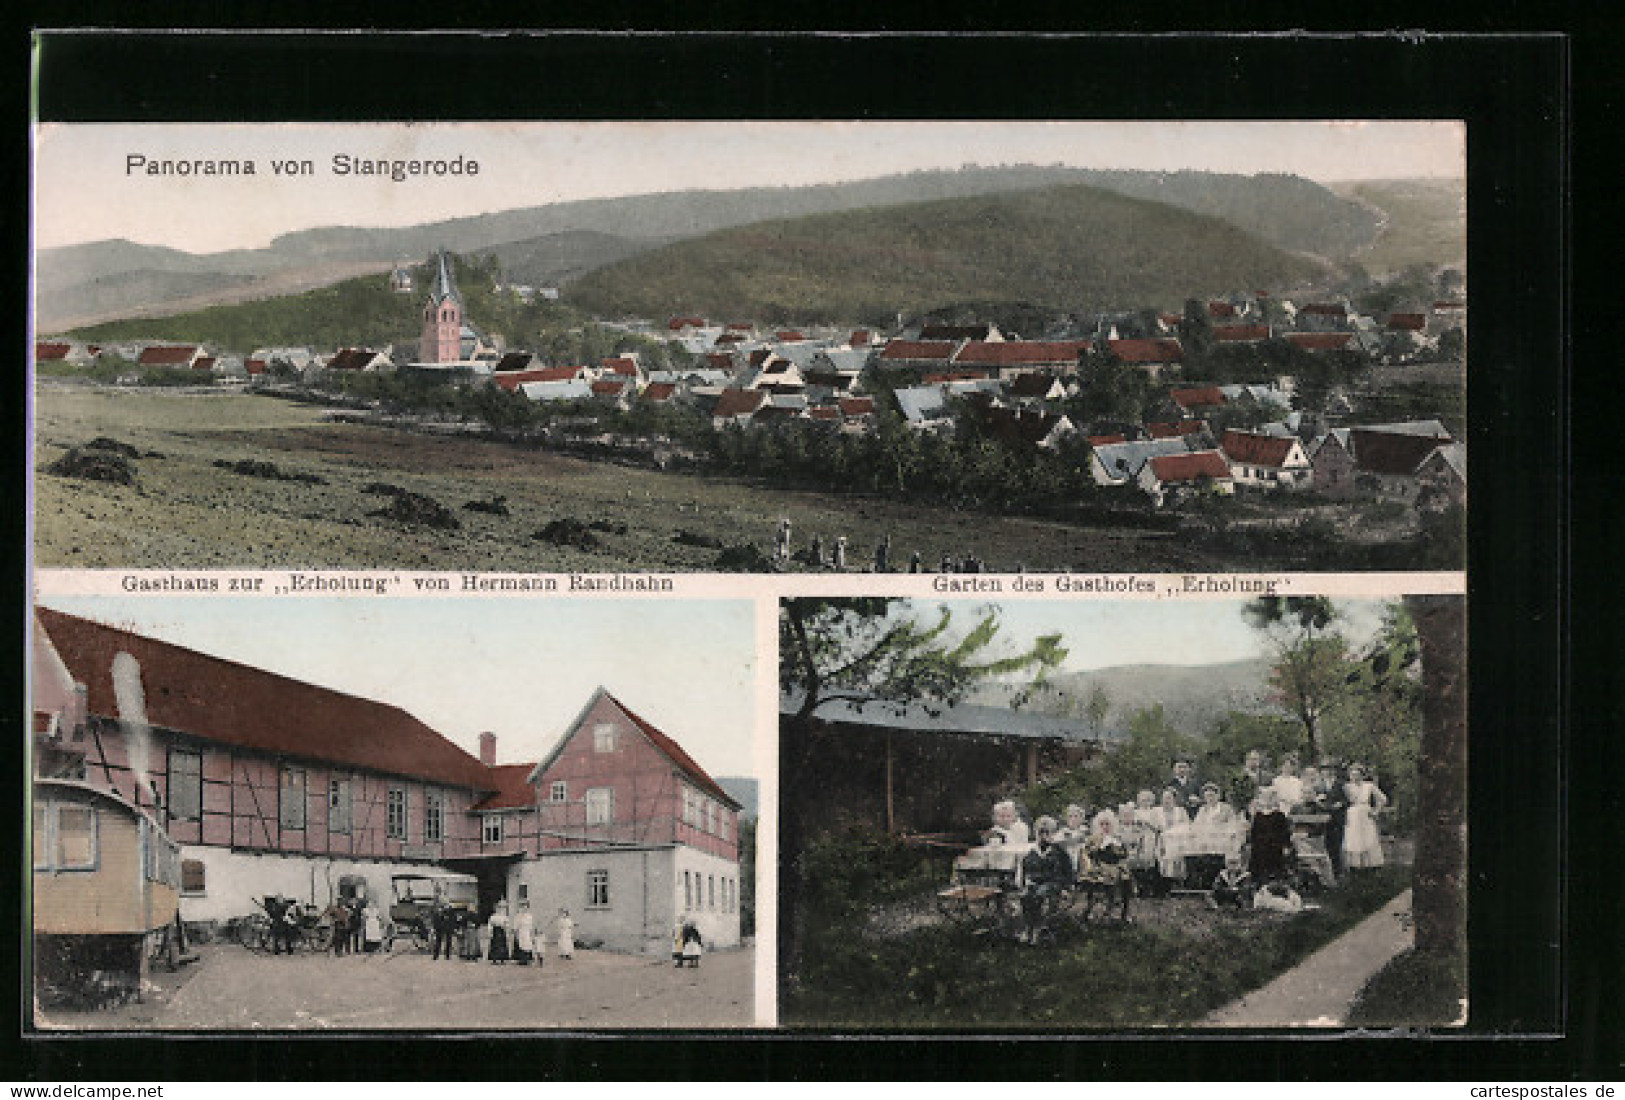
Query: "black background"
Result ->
[[11, 20, 1606, 1083]]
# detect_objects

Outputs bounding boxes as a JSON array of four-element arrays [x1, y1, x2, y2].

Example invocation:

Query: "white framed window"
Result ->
[[587, 869, 610, 909], [593, 722, 618, 753], [386, 787, 407, 840], [585, 787, 614, 826], [168, 748, 202, 821], [483, 814, 504, 845], [329, 777, 352, 835], [683, 870, 692, 910], [549, 781, 568, 803], [720, 811, 730, 842], [424, 790, 444, 843], [279, 767, 306, 830], [34, 801, 99, 872], [708, 874, 716, 910]]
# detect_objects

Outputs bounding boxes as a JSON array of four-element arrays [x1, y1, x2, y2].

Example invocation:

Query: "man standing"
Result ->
[[1167, 758, 1204, 820], [430, 896, 455, 961]]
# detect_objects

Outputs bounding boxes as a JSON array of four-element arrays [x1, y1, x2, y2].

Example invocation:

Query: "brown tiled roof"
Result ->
[[1146, 450, 1233, 483], [849, 330, 872, 346], [494, 366, 579, 392], [704, 353, 737, 370], [979, 406, 1071, 447], [1212, 324, 1270, 342], [493, 352, 536, 373], [1108, 337, 1184, 364], [1207, 300, 1237, 319], [1283, 332, 1354, 351], [1088, 433, 1127, 446], [775, 330, 807, 342], [1221, 430, 1300, 467], [1146, 419, 1208, 439], [1387, 312, 1426, 331], [715, 332, 747, 346], [327, 348, 382, 371], [245, 359, 268, 375], [712, 388, 766, 419], [601, 356, 639, 376], [1351, 429, 1443, 475], [878, 339, 958, 362], [641, 382, 679, 402], [192, 357, 217, 372], [922, 370, 990, 384], [837, 397, 876, 417], [807, 406, 842, 421], [954, 340, 1088, 366], [612, 694, 739, 808], [1170, 386, 1227, 411], [138, 345, 199, 366], [35, 608, 493, 790], [667, 316, 706, 330], [35, 342, 72, 361], [1007, 372, 1063, 397], [590, 379, 630, 396], [471, 763, 539, 812]]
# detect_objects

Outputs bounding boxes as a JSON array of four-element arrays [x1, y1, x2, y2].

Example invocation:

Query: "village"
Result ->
[[34, 248, 1466, 569]]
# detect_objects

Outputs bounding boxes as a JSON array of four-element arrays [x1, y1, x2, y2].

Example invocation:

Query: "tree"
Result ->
[[1404, 595, 1466, 961], [1242, 596, 1346, 760]]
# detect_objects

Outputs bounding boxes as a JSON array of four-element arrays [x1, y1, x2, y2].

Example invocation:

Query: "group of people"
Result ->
[[320, 896, 387, 956], [973, 751, 1390, 939], [430, 900, 576, 966]]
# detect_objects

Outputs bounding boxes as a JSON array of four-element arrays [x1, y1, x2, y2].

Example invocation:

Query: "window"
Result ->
[[35, 802, 99, 871], [585, 787, 613, 827], [708, 874, 716, 910], [329, 777, 352, 835], [587, 869, 610, 909], [549, 781, 568, 803], [483, 815, 504, 845], [517, 883, 529, 903], [593, 722, 618, 753], [279, 767, 306, 830], [182, 858, 206, 895], [683, 871, 692, 911], [386, 788, 407, 840], [424, 790, 444, 843], [703, 801, 713, 834], [720, 812, 730, 842], [168, 749, 202, 821]]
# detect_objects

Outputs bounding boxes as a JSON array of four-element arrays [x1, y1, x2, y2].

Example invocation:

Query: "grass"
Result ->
[[783, 864, 1412, 1029], [1345, 945, 1467, 1028]]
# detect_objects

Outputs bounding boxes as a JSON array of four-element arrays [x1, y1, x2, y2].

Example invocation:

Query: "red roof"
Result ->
[[1221, 430, 1300, 468], [1169, 386, 1227, 411], [808, 406, 842, 421], [667, 316, 707, 330], [712, 388, 767, 419], [1146, 419, 1208, 439], [1146, 450, 1233, 484], [245, 359, 268, 375], [1088, 433, 1127, 446], [35, 342, 72, 361], [954, 340, 1088, 366], [1108, 337, 1184, 364], [601, 356, 639, 376], [878, 339, 958, 362], [922, 370, 991, 384], [590, 379, 630, 396], [1207, 300, 1237, 319], [1283, 332, 1354, 351], [472, 763, 541, 812], [715, 332, 747, 346], [1007, 372, 1064, 397], [138, 345, 199, 366], [641, 382, 678, 402], [494, 366, 579, 392], [837, 397, 876, 417], [704, 353, 737, 370], [775, 330, 807, 343], [327, 348, 382, 371], [1212, 324, 1270, 343], [1387, 312, 1426, 331], [849, 330, 872, 346], [192, 357, 217, 372], [1158, 312, 1183, 326], [611, 694, 738, 808], [35, 608, 493, 791]]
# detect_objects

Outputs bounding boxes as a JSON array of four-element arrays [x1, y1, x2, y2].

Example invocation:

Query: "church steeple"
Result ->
[[420, 249, 465, 363]]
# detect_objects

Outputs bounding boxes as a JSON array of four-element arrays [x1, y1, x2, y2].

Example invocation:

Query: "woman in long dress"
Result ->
[[1341, 763, 1389, 869], [512, 903, 535, 966], [459, 909, 482, 960], [556, 909, 575, 960], [1155, 788, 1192, 883], [487, 902, 511, 963]]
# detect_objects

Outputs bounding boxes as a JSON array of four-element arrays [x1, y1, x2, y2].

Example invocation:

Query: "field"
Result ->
[[34, 384, 1246, 573], [1329, 178, 1466, 275]]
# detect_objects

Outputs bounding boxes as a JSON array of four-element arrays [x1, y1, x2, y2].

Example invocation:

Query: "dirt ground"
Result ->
[[32, 383, 1233, 573], [32, 940, 758, 1031]]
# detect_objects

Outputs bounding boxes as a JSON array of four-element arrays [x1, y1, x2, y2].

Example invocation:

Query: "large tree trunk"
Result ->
[[1407, 594, 1468, 955]]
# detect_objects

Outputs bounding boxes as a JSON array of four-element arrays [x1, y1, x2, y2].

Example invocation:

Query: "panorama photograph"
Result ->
[[29, 596, 761, 1030], [778, 594, 1466, 1029], [33, 121, 1465, 573]]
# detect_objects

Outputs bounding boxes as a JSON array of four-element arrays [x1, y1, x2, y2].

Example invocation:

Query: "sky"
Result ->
[[34, 596, 759, 780], [905, 597, 1392, 676], [32, 120, 1464, 254]]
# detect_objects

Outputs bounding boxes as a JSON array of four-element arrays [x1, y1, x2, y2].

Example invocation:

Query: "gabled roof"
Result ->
[[775, 330, 807, 343], [1007, 372, 1065, 398], [35, 342, 72, 361], [837, 397, 876, 417], [1212, 324, 1270, 343], [1350, 429, 1445, 475], [471, 764, 541, 812], [978, 406, 1073, 447], [1145, 449, 1233, 484], [1169, 386, 1227, 411], [138, 345, 200, 366], [1145, 419, 1209, 439], [954, 340, 1088, 366], [327, 348, 384, 371], [893, 385, 950, 423], [1299, 302, 1347, 317], [667, 315, 707, 330], [712, 388, 767, 419], [590, 379, 632, 396], [1387, 312, 1427, 331], [878, 339, 958, 362], [495, 366, 581, 392], [1207, 300, 1238, 319], [601, 356, 640, 376], [1107, 337, 1184, 364], [1420, 442, 1467, 479], [1091, 437, 1195, 480], [704, 352, 738, 371], [35, 608, 493, 791], [641, 382, 679, 403], [528, 688, 739, 809], [1221, 429, 1304, 468]]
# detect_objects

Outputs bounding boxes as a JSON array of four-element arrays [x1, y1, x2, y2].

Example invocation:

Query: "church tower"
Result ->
[[420, 250, 464, 363]]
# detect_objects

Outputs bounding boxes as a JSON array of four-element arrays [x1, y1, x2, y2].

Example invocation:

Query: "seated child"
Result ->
[[1019, 816, 1075, 943], [1208, 853, 1254, 910], [985, 800, 1031, 846]]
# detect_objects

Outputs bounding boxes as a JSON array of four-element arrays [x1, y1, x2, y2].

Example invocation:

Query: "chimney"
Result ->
[[479, 732, 497, 767]]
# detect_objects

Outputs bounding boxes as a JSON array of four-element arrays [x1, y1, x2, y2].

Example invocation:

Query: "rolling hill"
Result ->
[[563, 184, 1328, 324], [36, 166, 1376, 332]]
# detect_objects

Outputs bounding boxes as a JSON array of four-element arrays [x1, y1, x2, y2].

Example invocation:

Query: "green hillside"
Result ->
[[565, 184, 1326, 324]]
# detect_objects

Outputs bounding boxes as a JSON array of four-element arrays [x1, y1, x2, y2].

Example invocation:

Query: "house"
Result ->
[[1415, 443, 1467, 511], [919, 323, 1002, 342], [711, 388, 768, 429], [639, 381, 680, 406], [667, 316, 708, 332], [325, 348, 394, 373], [953, 340, 1088, 379], [1308, 420, 1455, 498], [1088, 436, 1204, 487], [137, 344, 208, 370], [600, 355, 644, 383], [1135, 449, 1236, 506], [518, 380, 595, 404], [1296, 303, 1349, 331], [976, 406, 1077, 451], [1104, 337, 1184, 379], [32, 611, 742, 956], [35, 340, 96, 365], [497, 366, 586, 393], [1386, 312, 1427, 333], [590, 378, 636, 409], [521, 689, 742, 953], [1219, 430, 1312, 489], [1005, 373, 1068, 404], [892, 384, 954, 430], [1211, 323, 1271, 344], [1166, 386, 1228, 419], [1145, 419, 1211, 441], [389, 264, 415, 294], [875, 339, 960, 372]]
